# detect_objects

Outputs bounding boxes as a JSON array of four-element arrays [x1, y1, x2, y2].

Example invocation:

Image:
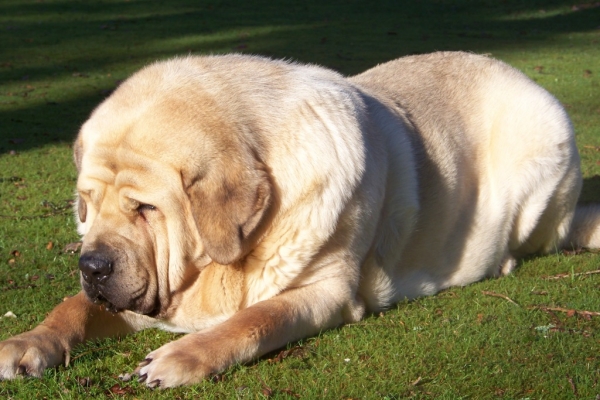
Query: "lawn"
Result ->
[[0, 0, 599, 398]]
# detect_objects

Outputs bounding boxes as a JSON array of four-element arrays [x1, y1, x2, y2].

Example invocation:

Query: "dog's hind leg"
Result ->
[[509, 161, 581, 258], [565, 204, 600, 249]]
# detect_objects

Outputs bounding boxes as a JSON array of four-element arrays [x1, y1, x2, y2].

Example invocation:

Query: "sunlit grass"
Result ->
[[0, 0, 599, 398]]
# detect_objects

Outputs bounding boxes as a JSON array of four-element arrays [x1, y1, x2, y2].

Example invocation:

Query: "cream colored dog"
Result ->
[[1, 52, 599, 387]]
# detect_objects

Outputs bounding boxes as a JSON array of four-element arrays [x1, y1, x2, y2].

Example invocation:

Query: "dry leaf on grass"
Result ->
[[260, 378, 273, 397], [280, 388, 301, 398], [107, 383, 134, 395], [268, 344, 310, 364], [63, 242, 82, 253]]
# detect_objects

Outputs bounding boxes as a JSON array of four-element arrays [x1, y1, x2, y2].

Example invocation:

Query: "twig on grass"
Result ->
[[528, 305, 600, 318], [0, 200, 74, 220], [70, 345, 114, 362], [544, 269, 600, 280], [410, 376, 423, 387], [0, 211, 72, 220], [583, 145, 600, 151], [481, 291, 520, 306], [567, 376, 578, 397]]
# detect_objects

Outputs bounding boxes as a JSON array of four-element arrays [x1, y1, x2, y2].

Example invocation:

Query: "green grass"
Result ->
[[1, 0, 599, 398]]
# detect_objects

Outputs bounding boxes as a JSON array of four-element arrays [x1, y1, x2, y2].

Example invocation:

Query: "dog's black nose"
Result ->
[[79, 253, 113, 284]]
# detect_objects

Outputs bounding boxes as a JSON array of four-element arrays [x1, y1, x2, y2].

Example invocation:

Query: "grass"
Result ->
[[0, 0, 599, 398]]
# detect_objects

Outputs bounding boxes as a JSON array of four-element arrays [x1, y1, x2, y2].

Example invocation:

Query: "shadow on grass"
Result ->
[[580, 175, 600, 203], [0, 0, 598, 154]]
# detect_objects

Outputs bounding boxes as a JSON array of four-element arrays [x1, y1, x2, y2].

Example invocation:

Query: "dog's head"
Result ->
[[74, 58, 272, 316]]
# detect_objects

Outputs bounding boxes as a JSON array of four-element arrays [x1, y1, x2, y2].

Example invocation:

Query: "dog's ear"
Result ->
[[77, 195, 87, 223], [73, 137, 83, 173], [186, 160, 272, 265], [73, 137, 87, 223]]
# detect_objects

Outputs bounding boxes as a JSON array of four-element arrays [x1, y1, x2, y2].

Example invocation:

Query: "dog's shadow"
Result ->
[[580, 175, 600, 204]]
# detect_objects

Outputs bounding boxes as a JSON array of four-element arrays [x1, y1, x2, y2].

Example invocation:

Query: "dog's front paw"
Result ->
[[134, 334, 227, 388], [0, 327, 66, 380]]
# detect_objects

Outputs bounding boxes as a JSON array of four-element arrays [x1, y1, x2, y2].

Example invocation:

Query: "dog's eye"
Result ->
[[137, 203, 156, 216]]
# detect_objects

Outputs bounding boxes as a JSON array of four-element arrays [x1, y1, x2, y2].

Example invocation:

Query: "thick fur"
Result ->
[[1, 52, 599, 387]]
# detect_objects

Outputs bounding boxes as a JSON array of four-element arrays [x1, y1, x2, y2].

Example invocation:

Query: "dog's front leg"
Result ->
[[0, 291, 147, 379], [136, 279, 361, 388]]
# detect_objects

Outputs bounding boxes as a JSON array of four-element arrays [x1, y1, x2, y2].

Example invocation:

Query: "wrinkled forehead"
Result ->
[[77, 95, 226, 179], [77, 145, 175, 188]]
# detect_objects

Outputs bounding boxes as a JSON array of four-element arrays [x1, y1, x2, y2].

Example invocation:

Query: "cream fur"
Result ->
[[0, 52, 597, 387]]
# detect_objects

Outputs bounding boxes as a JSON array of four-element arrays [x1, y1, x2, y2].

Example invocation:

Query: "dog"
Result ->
[[0, 51, 598, 387]]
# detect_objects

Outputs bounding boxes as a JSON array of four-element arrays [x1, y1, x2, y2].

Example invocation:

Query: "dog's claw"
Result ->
[[17, 365, 26, 376], [147, 379, 160, 388], [138, 373, 147, 383], [138, 357, 152, 367], [134, 357, 152, 375]]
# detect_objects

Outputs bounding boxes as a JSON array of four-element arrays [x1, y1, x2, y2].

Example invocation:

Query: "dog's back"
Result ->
[[351, 52, 592, 308]]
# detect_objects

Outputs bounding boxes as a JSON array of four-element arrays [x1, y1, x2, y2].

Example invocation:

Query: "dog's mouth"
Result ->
[[82, 281, 127, 314], [84, 283, 159, 317], [90, 293, 122, 314]]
